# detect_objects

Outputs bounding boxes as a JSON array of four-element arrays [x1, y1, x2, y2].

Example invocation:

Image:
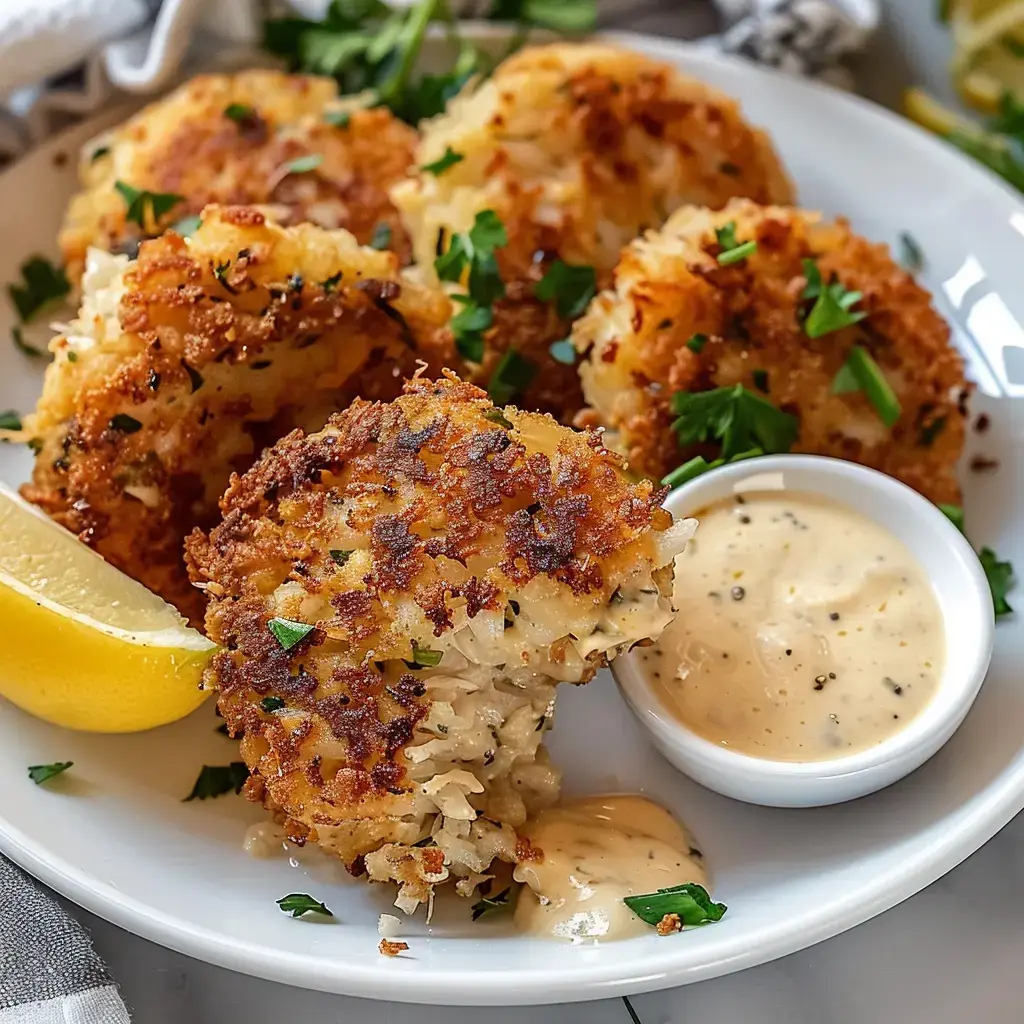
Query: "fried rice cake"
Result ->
[[392, 42, 794, 421], [20, 206, 454, 623], [185, 374, 694, 912], [573, 199, 969, 505], [59, 70, 417, 284]]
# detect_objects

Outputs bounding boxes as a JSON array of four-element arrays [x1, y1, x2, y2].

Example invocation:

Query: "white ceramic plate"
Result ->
[[0, 28, 1022, 1007]]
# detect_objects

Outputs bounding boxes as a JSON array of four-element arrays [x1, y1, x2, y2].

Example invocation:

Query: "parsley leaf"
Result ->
[[224, 102, 256, 123], [260, 696, 286, 713], [980, 547, 1015, 617], [408, 639, 443, 668], [183, 763, 249, 800], [329, 549, 353, 566], [451, 298, 492, 362], [324, 109, 352, 128], [0, 410, 22, 431], [548, 338, 576, 365], [370, 222, 392, 250], [422, 146, 464, 175], [8, 256, 70, 322], [715, 221, 757, 265], [830, 345, 901, 428], [939, 503, 965, 534], [535, 260, 597, 319], [268, 617, 316, 650], [662, 448, 764, 489], [801, 259, 866, 338], [488, 349, 535, 406], [483, 408, 513, 429], [686, 334, 707, 353], [283, 153, 323, 175], [27, 761, 73, 785], [622, 882, 727, 929], [490, 0, 596, 32], [471, 886, 511, 921], [898, 231, 924, 272], [670, 384, 797, 461], [114, 181, 184, 229], [276, 893, 334, 919]]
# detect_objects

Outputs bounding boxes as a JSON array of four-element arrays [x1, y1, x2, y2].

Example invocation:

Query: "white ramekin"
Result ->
[[614, 455, 995, 808]]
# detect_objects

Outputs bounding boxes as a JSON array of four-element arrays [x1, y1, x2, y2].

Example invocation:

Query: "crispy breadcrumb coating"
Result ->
[[60, 70, 417, 283], [21, 206, 453, 622], [185, 375, 693, 912], [574, 200, 969, 505], [392, 42, 794, 420]]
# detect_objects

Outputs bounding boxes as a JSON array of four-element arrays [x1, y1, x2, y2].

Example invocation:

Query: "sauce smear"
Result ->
[[513, 795, 706, 942], [641, 491, 944, 761]]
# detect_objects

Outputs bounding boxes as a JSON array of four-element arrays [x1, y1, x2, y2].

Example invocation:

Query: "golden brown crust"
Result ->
[[185, 374, 673, 874], [60, 71, 416, 282], [23, 206, 454, 621], [379, 938, 410, 957], [576, 200, 969, 505]]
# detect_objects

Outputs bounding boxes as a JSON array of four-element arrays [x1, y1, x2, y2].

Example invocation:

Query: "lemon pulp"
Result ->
[[0, 484, 214, 732]]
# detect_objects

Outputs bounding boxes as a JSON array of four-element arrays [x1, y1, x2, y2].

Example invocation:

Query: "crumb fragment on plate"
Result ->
[[379, 938, 410, 957], [378, 913, 402, 938], [656, 913, 683, 936]]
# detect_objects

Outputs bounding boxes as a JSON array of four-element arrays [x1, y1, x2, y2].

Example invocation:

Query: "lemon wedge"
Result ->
[[948, 0, 1024, 111], [0, 484, 215, 732]]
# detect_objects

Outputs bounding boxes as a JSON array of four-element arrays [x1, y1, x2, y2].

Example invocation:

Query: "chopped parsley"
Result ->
[[322, 271, 343, 292], [370, 222, 393, 251], [980, 547, 1015, 617], [268, 617, 316, 650], [213, 260, 238, 295], [488, 349, 535, 406], [27, 761, 73, 785], [323, 109, 351, 128], [90, 145, 110, 162], [114, 181, 184, 229], [489, 0, 596, 32], [108, 413, 142, 433], [329, 549, 353, 566], [224, 103, 257, 124], [801, 259, 866, 338], [12, 326, 44, 359], [0, 410, 22, 431], [260, 696, 286, 713], [831, 345, 901, 428], [535, 260, 597, 320], [471, 886, 511, 921], [283, 153, 323, 175], [715, 221, 757, 265], [8, 256, 70, 322], [483, 408, 513, 429], [450, 298, 492, 362], [276, 893, 334, 919], [548, 338, 576, 365], [66, 351, 78, 362], [686, 334, 707, 354], [171, 215, 202, 238], [183, 762, 249, 800], [622, 882, 727, 929], [663, 448, 764, 490], [421, 147, 465, 175], [898, 231, 924, 272], [939, 503, 965, 534], [409, 640, 443, 668]]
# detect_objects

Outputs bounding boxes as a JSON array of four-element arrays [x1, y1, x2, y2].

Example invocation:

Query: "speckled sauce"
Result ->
[[512, 794, 706, 943], [640, 491, 944, 761]]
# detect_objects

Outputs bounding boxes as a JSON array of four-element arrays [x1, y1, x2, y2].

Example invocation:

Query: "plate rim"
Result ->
[[1, 24, 1023, 1005]]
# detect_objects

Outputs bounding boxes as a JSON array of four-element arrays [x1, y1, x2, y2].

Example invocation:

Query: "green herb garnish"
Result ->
[[488, 349, 535, 406], [90, 145, 110, 162], [370, 222, 393, 251], [435, 210, 508, 303], [535, 260, 597, 320], [980, 547, 1015, 617], [831, 345, 901, 428], [483, 408, 513, 429], [329, 549, 353, 566], [66, 351, 78, 363], [451, 298, 492, 362], [801, 259, 866, 338], [0, 410, 22, 431], [489, 0, 596, 32], [471, 886, 511, 921], [322, 271, 343, 292], [268, 616, 316, 650], [260, 696, 286, 713], [27, 761, 73, 785], [224, 103, 257, 123], [662, 448, 764, 489], [12, 327, 43, 359], [898, 231, 924, 272], [108, 413, 142, 434], [715, 221, 757, 265], [409, 640, 443, 668], [276, 893, 334, 919], [548, 338, 576, 365], [622, 882, 727, 929], [686, 334, 707, 354], [670, 384, 797, 460], [283, 153, 323, 175], [114, 181, 184, 229], [421, 146, 465, 175], [324, 109, 351, 128], [939, 503, 965, 533], [171, 215, 202, 238], [183, 762, 249, 800], [8, 256, 70, 322]]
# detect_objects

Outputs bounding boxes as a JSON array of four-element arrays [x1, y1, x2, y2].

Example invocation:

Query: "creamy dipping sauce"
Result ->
[[640, 491, 944, 761], [512, 795, 706, 942]]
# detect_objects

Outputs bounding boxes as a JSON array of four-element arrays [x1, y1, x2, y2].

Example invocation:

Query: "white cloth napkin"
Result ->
[[0, 0, 878, 1019]]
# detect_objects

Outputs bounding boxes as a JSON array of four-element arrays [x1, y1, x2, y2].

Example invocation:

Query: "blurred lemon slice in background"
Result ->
[[0, 484, 214, 732], [948, 0, 1024, 111]]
